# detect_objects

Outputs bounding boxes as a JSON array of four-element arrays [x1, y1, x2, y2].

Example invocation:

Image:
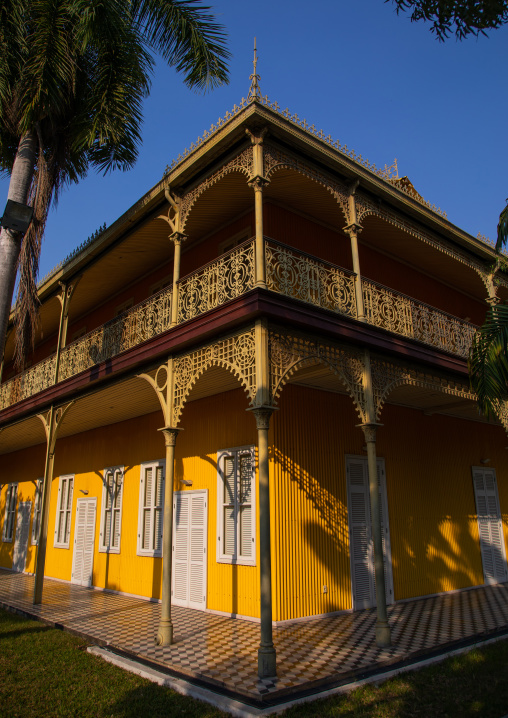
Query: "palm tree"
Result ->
[[469, 201, 508, 417], [0, 0, 229, 368]]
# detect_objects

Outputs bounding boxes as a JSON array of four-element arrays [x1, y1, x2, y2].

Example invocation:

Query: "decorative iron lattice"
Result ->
[[362, 279, 477, 358], [370, 356, 476, 421], [265, 240, 357, 319], [59, 288, 171, 381], [268, 328, 367, 420], [172, 327, 257, 425], [177, 239, 255, 323], [0, 354, 56, 410]]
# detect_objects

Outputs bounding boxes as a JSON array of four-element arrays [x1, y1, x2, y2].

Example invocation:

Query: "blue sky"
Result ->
[[2, 0, 508, 281]]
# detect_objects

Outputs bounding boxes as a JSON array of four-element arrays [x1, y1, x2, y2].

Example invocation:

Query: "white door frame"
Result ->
[[71, 497, 97, 587], [346, 455, 394, 610]]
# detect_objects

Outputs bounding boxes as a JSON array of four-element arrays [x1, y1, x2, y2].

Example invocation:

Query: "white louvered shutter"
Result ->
[[65, 478, 74, 545], [73, 500, 86, 584], [153, 465, 164, 553], [142, 466, 153, 551], [72, 499, 97, 587], [347, 457, 394, 610], [473, 468, 508, 584], [12, 502, 31, 572], [348, 458, 374, 608], [82, 500, 97, 586], [223, 455, 236, 558], [173, 493, 189, 602], [189, 494, 206, 608], [112, 471, 123, 550], [238, 452, 253, 559]]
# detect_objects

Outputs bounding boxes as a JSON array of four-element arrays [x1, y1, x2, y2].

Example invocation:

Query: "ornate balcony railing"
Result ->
[[265, 239, 357, 319], [362, 279, 477, 358], [0, 354, 56, 411], [0, 238, 478, 412], [177, 238, 255, 323], [58, 286, 172, 381]]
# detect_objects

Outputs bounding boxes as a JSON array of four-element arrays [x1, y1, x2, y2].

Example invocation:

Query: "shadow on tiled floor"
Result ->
[[1, 570, 507, 706]]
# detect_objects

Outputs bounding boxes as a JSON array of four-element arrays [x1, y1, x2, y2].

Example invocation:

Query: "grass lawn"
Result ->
[[1, 607, 508, 717]]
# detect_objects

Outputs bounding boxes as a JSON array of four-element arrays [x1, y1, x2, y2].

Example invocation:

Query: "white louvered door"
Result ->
[[72, 498, 97, 587], [172, 490, 207, 609], [346, 456, 394, 610], [12, 502, 31, 573], [472, 468, 508, 584]]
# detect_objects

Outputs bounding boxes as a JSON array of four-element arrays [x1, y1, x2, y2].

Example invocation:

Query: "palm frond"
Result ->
[[469, 304, 508, 418], [132, 0, 230, 90], [496, 198, 508, 252]]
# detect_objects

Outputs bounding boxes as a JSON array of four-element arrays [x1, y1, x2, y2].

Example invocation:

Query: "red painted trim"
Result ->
[[0, 288, 469, 426]]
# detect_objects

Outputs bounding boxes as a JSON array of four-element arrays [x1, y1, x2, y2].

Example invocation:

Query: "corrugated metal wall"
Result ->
[[1, 381, 507, 622]]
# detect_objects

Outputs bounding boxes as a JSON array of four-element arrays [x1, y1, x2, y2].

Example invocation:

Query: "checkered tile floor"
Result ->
[[1, 570, 507, 704]]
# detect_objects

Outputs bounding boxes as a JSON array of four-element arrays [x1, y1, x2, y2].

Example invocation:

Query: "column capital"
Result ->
[[158, 426, 182, 447], [169, 231, 188, 246], [248, 405, 277, 430], [248, 175, 270, 192], [486, 295, 501, 307], [357, 422, 383, 443], [343, 222, 363, 236]]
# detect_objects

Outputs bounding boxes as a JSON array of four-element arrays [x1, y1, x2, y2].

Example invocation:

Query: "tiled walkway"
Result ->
[[1, 570, 508, 707]]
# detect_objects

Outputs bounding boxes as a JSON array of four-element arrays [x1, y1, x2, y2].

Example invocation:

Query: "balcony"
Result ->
[[0, 238, 477, 411]]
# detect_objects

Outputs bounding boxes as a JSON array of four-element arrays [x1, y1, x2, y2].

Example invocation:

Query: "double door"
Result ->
[[172, 490, 208, 609]]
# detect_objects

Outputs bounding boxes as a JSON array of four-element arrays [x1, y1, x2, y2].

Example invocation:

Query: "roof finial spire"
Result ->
[[248, 37, 261, 100]]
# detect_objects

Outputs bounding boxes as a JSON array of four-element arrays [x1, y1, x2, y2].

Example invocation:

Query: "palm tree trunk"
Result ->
[[0, 132, 37, 365]]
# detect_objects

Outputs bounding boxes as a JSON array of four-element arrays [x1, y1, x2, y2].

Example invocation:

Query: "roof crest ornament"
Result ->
[[248, 37, 261, 101]]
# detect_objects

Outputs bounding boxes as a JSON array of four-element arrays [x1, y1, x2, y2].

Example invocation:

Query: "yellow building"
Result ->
[[1, 75, 507, 678]]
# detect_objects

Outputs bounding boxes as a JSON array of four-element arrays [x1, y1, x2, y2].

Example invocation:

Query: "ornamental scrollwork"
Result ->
[[172, 328, 257, 425], [370, 356, 476, 420], [268, 328, 367, 421], [179, 147, 254, 230], [263, 144, 350, 223], [355, 191, 492, 290]]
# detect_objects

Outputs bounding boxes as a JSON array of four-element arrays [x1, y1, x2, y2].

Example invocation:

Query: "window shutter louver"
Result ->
[[174, 494, 189, 601], [172, 490, 207, 609], [472, 467, 507, 584], [154, 465, 164, 553], [347, 457, 394, 610]]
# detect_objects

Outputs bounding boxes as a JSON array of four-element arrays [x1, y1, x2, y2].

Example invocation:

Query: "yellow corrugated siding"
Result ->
[[272, 385, 508, 618], [1, 382, 508, 623], [378, 403, 507, 600], [271, 385, 361, 620], [0, 444, 45, 572], [177, 389, 260, 618]]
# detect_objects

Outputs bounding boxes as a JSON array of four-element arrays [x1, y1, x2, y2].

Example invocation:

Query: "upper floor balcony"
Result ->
[[0, 237, 478, 412]]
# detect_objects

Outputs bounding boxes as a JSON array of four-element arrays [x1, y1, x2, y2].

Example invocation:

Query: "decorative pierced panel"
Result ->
[[179, 147, 253, 230], [362, 279, 477, 358], [177, 239, 255, 323], [268, 328, 366, 420], [370, 356, 476, 421], [172, 328, 257, 425], [265, 240, 357, 319], [59, 288, 171, 382], [0, 354, 56, 411], [263, 144, 350, 221]]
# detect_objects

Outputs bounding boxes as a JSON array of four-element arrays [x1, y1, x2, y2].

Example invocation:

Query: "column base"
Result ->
[[258, 646, 277, 678], [156, 619, 173, 646], [375, 620, 391, 648]]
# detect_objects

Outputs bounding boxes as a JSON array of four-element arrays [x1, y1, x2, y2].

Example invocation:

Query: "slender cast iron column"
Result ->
[[170, 233, 187, 327], [359, 349, 391, 647], [251, 406, 276, 677], [33, 406, 56, 604], [156, 426, 180, 645], [361, 422, 391, 646]]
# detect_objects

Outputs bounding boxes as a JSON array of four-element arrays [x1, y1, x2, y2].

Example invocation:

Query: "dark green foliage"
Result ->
[[388, 1, 508, 40]]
